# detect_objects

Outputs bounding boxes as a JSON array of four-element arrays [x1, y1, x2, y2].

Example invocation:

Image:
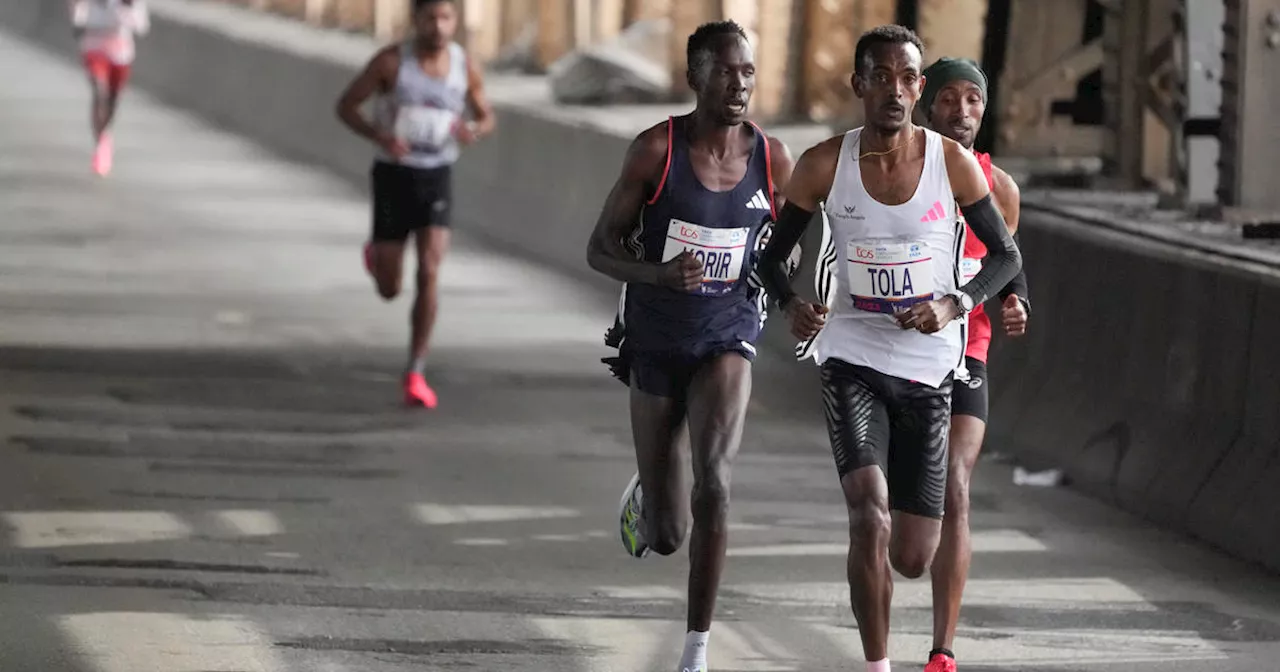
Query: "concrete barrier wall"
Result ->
[[985, 207, 1280, 572], [5, 0, 1278, 571]]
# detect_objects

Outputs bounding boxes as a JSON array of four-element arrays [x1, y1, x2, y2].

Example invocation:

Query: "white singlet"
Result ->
[[72, 0, 149, 65], [811, 127, 966, 389]]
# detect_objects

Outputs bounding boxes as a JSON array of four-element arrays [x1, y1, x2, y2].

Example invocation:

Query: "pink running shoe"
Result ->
[[925, 652, 957, 672], [92, 133, 113, 176], [403, 372, 438, 409]]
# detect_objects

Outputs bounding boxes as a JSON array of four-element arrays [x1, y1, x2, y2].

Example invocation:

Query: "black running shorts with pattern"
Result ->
[[819, 358, 953, 519]]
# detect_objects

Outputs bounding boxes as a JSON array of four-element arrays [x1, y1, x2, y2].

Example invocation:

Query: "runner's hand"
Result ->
[[1001, 294, 1028, 337], [895, 298, 958, 334], [454, 121, 479, 146], [376, 132, 409, 159], [658, 251, 704, 292], [785, 298, 828, 340]]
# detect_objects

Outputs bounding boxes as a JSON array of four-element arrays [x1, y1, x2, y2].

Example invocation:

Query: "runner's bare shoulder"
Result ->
[[623, 120, 673, 187]]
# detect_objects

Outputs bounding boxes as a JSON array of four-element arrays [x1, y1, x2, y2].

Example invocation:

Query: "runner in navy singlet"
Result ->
[[585, 20, 795, 672]]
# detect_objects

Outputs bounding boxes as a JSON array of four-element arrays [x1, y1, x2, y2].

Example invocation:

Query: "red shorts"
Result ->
[[83, 52, 131, 93]]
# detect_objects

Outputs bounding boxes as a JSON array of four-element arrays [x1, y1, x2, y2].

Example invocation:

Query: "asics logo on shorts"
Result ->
[[965, 376, 984, 390]]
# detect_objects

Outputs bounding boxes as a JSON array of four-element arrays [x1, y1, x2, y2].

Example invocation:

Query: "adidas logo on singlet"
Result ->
[[746, 189, 771, 211], [920, 200, 947, 222]]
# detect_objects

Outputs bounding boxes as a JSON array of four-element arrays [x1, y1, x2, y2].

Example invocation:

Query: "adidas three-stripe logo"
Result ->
[[920, 200, 946, 222], [746, 189, 771, 211]]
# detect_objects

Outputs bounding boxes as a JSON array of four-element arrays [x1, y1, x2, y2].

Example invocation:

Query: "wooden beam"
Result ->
[[625, 0, 671, 25], [535, 0, 574, 70], [332, 0, 376, 33], [373, 0, 409, 41], [669, 0, 723, 98], [466, 0, 504, 62], [917, 0, 987, 63], [596, 0, 627, 41], [1101, 0, 1149, 183], [800, 0, 897, 124], [303, 0, 331, 25], [501, 0, 538, 49], [755, 0, 796, 119]]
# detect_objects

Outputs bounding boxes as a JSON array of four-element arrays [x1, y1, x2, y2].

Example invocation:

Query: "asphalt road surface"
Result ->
[[1, 31, 1279, 672]]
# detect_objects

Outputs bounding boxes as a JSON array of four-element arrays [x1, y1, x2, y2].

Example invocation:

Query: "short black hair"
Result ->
[[686, 20, 749, 75], [853, 24, 924, 76], [413, 0, 454, 9]]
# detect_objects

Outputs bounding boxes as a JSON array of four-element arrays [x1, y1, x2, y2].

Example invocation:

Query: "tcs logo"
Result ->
[[855, 246, 877, 260], [679, 225, 700, 240]]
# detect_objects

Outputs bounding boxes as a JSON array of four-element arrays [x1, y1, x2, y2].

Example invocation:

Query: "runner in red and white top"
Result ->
[[918, 56, 1030, 672], [70, 0, 149, 176]]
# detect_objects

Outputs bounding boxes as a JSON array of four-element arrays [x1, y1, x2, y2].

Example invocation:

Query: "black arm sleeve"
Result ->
[[958, 194, 1022, 305], [996, 232, 1030, 305], [758, 201, 816, 310]]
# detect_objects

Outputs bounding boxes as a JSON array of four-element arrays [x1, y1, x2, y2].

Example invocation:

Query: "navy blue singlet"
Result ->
[[604, 115, 777, 366]]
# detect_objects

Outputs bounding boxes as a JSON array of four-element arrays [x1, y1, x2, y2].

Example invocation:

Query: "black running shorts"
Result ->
[[371, 161, 452, 242], [625, 344, 756, 402], [820, 358, 952, 519], [950, 356, 989, 422]]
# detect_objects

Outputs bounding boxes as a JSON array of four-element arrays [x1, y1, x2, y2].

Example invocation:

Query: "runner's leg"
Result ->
[[678, 351, 751, 669]]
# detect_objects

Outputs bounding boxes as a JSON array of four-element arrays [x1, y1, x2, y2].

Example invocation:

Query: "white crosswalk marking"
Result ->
[[59, 612, 282, 672], [3, 511, 191, 549], [412, 503, 581, 525]]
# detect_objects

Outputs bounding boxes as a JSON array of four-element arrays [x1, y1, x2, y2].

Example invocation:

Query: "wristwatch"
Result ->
[[947, 292, 975, 315]]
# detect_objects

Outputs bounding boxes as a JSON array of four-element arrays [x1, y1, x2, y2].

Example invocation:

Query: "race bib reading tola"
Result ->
[[662, 219, 751, 296], [846, 239, 936, 314]]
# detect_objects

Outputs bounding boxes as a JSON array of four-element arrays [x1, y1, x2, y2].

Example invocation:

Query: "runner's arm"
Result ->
[[990, 165, 1029, 309], [335, 48, 396, 145], [127, 0, 150, 36], [463, 55, 496, 139], [758, 137, 839, 310], [585, 124, 670, 285], [766, 135, 795, 210], [70, 0, 86, 36], [944, 139, 1022, 308]]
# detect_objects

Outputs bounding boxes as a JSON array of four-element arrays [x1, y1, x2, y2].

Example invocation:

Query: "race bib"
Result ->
[[394, 106, 457, 150], [960, 257, 982, 283], [846, 240, 935, 314], [662, 219, 751, 296]]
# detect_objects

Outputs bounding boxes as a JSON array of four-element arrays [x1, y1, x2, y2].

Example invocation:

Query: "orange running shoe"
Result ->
[[403, 372, 437, 408]]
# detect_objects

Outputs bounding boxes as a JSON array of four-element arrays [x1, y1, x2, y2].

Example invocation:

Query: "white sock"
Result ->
[[677, 630, 709, 671], [866, 658, 890, 672]]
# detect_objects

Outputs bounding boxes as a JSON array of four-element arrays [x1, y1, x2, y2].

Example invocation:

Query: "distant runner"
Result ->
[[70, 0, 149, 176], [335, 0, 495, 407], [587, 20, 794, 672], [919, 56, 1030, 672]]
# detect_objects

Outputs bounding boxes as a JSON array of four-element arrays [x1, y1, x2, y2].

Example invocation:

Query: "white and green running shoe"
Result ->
[[617, 472, 650, 558]]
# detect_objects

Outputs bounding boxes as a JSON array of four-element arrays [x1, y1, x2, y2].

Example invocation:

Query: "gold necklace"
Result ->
[[858, 127, 915, 160]]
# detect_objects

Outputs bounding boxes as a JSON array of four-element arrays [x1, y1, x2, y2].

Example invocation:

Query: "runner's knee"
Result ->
[[847, 493, 891, 549], [414, 262, 439, 290], [691, 461, 731, 527], [889, 541, 933, 579], [646, 513, 687, 556], [375, 275, 401, 300], [944, 465, 973, 521]]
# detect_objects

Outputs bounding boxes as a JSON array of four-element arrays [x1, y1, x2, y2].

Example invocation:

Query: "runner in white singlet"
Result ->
[[69, 0, 149, 176], [335, 0, 495, 408], [756, 25, 1022, 672]]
